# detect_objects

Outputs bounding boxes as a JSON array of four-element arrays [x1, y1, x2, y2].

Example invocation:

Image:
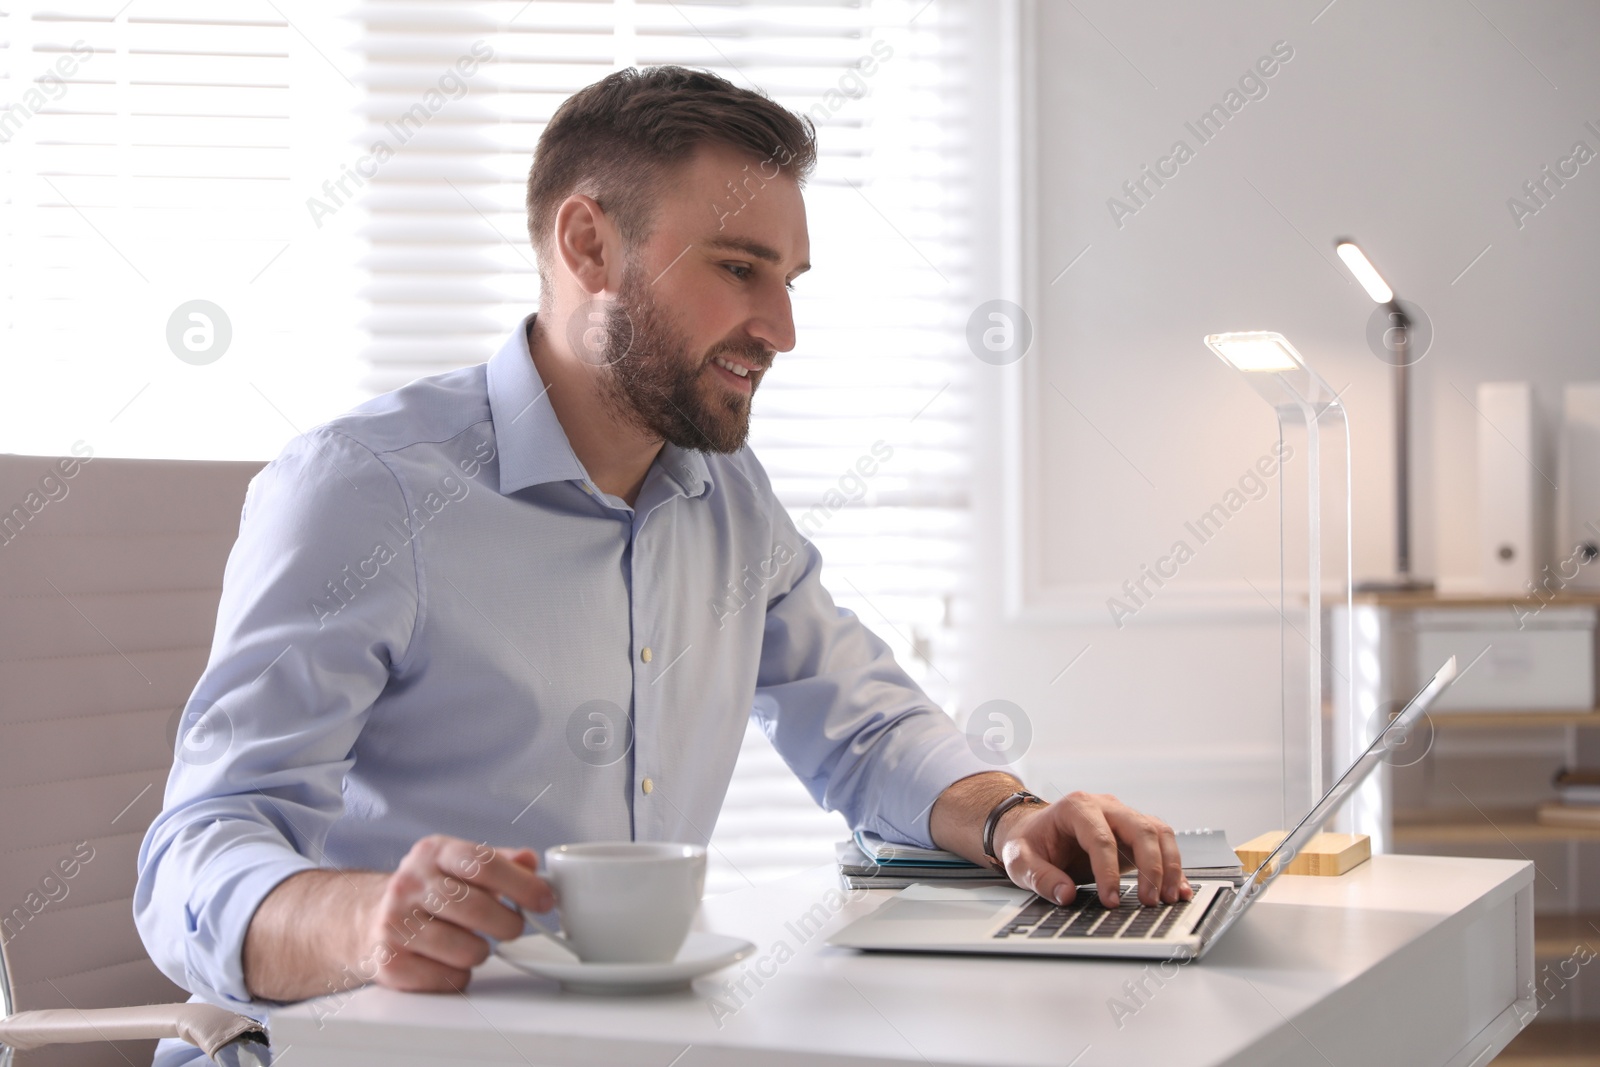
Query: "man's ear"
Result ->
[[552, 193, 619, 297]]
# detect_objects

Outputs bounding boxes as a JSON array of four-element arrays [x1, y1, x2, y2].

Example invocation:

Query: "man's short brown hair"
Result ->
[[526, 65, 817, 296]]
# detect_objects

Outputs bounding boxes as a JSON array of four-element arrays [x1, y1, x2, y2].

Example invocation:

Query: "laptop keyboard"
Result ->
[[993, 885, 1194, 941]]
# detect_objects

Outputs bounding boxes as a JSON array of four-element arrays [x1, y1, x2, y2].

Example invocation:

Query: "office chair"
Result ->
[[0, 453, 270, 1066]]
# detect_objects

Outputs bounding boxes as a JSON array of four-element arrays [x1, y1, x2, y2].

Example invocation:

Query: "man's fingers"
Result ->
[[1103, 803, 1167, 906], [438, 839, 555, 914], [405, 875, 528, 942], [372, 945, 473, 994], [1008, 839, 1076, 906], [1062, 793, 1124, 906], [1154, 821, 1191, 902], [390, 838, 548, 941], [402, 911, 495, 971], [408, 836, 552, 915]]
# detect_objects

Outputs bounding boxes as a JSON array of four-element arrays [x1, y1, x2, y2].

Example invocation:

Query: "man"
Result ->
[[135, 65, 1188, 1064]]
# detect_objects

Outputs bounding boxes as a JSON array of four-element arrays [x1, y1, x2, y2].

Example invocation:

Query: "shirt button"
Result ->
[[641, 777, 654, 795], [640, 647, 653, 663]]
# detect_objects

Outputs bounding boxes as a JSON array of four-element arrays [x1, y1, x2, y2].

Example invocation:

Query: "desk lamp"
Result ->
[[1204, 331, 1353, 826], [1335, 239, 1434, 592]]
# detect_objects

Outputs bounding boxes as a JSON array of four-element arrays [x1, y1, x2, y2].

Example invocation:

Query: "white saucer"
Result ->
[[495, 931, 755, 994]]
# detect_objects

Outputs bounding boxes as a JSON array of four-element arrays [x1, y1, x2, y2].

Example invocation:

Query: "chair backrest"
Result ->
[[0, 453, 263, 1067]]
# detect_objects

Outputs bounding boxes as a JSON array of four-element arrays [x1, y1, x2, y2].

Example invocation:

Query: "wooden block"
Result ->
[[1234, 831, 1371, 877]]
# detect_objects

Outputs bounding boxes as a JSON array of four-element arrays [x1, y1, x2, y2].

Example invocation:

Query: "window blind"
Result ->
[[0, 0, 362, 461], [2, 0, 977, 896], [353, 0, 977, 893]]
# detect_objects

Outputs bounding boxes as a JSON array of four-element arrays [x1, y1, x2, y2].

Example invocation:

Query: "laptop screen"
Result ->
[[1204, 655, 1460, 943]]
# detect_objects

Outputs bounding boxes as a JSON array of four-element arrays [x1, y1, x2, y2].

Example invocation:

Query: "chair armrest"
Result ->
[[0, 1002, 264, 1059]]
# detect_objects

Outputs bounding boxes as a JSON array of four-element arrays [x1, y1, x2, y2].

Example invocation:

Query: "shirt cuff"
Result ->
[[864, 727, 997, 850], [183, 840, 320, 1005]]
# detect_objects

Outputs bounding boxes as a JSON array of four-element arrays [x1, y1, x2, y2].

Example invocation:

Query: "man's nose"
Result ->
[[748, 285, 796, 354]]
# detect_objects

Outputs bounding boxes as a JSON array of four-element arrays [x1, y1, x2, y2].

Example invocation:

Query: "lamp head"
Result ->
[[1334, 239, 1395, 304], [1204, 331, 1303, 373], [1203, 331, 1341, 415]]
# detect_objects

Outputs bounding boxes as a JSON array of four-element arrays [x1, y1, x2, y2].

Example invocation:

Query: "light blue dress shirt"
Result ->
[[135, 316, 989, 1062]]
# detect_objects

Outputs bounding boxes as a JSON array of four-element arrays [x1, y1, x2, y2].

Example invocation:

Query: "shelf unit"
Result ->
[[1336, 592, 1600, 1064], [1394, 807, 1600, 844], [1431, 711, 1600, 729], [1533, 913, 1600, 959], [1496, 1020, 1600, 1066]]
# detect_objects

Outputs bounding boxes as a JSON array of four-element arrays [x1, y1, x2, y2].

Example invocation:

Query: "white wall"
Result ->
[[960, 0, 1600, 842]]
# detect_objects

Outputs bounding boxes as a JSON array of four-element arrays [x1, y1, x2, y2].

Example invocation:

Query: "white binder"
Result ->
[[1477, 382, 1540, 594], [1558, 382, 1600, 592]]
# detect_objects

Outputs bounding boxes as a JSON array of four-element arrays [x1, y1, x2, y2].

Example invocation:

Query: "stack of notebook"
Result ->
[[836, 828, 1245, 891], [837, 832, 1012, 891], [1536, 768, 1600, 828], [1174, 828, 1247, 883]]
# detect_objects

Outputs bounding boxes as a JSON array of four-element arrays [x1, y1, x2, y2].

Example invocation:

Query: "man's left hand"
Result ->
[[994, 791, 1191, 908]]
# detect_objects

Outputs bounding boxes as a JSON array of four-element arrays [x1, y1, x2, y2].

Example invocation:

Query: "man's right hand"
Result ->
[[243, 835, 555, 1002], [358, 835, 555, 992]]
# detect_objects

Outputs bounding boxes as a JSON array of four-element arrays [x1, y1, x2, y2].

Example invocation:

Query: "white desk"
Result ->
[[271, 854, 1535, 1066]]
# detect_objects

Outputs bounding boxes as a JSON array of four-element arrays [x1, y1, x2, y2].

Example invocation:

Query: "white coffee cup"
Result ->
[[540, 842, 707, 963]]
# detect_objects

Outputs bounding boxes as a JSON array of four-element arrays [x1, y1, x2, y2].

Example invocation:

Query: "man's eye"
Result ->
[[724, 263, 752, 280]]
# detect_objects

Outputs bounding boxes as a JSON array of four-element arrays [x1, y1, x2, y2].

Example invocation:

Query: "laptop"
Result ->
[[829, 656, 1459, 961]]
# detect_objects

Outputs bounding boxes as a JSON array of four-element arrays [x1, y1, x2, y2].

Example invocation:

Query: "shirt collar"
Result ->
[[655, 440, 713, 500], [487, 314, 713, 501]]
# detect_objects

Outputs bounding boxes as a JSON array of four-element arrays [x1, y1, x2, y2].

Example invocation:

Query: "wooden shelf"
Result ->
[[1394, 808, 1600, 845], [1497, 919, 1600, 1065], [1535, 913, 1600, 958], [1494, 1019, 1600, 1065], [1352, 591, 1600, 609], [1430, 710, 1600, 728]]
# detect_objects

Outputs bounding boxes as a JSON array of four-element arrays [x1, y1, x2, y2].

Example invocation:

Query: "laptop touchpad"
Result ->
[[875, 898, 1016, 922]]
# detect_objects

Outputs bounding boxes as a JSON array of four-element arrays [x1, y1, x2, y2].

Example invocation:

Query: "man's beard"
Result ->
[[594, 263, 771, 455]]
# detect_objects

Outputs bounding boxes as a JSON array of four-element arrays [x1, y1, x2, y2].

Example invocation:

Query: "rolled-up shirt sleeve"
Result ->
[[749, 468, 991, 850], [134, 428, 418, 1005]]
